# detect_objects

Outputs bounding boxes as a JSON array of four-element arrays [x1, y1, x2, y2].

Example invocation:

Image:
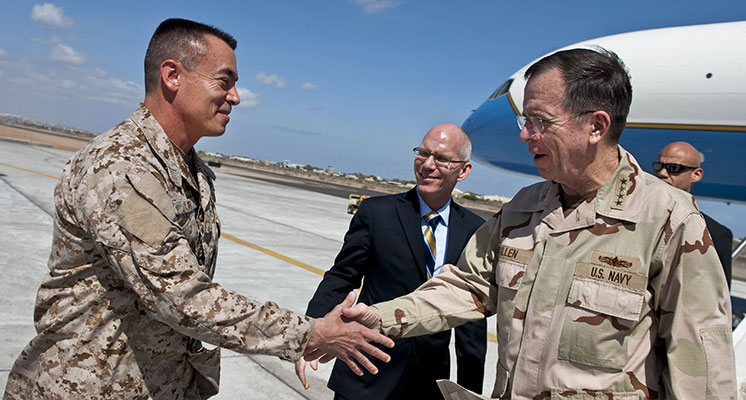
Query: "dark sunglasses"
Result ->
[[652, 161, 698, 174]]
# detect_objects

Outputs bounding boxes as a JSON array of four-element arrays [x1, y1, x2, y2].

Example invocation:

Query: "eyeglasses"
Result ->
[[517, 111, 595, 133], [413, 147, 467, 169], [652, 161, 698, 174]]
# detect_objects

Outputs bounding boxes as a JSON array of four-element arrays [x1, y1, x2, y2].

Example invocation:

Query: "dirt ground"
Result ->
[[0, 122, 502, 216], [0, 122, 93, 151]]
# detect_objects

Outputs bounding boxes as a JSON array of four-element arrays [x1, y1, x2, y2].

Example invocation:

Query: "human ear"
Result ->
[[456, 161, 472, 182], [160, 59, 181, 93], [691, 167, 703, 184], [588, 111, 611, 145]]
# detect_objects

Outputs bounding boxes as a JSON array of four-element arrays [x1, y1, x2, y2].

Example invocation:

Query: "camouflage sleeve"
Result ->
[[87, 167, 314, 362], [656, 211, 736, 398], [375, 214, 499, 338]]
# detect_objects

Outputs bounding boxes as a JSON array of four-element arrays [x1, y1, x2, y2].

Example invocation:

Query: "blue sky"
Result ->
[[0, 1, 745, 236]]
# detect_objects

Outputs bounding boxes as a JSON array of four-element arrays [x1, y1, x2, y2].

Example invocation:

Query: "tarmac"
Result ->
[[0, 138, 499, 399], [3, 137, 745, 398]]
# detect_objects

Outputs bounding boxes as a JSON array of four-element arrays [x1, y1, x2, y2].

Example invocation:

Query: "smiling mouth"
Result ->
[[218, 109, 231, 118]]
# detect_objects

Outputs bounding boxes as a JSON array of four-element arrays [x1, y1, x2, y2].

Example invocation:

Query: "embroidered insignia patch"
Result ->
[[611, 176, 628, 210]]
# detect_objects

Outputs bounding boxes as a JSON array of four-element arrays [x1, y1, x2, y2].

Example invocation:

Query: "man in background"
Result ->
[[4, 18, 392, 399], [653, 141, 733, 288], [297, 123, 487, 399]]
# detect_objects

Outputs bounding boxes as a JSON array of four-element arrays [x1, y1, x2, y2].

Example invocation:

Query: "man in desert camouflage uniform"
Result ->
[[345, 48, 736, 398], [4, 18, 392, 399]]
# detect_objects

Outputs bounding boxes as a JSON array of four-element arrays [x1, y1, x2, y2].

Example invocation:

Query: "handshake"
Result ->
[[296, 292, 388, 389]]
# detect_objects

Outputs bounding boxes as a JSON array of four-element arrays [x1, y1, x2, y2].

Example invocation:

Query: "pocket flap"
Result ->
[[127, 170, 176, 220], [568, 276, 644, 321], [496, 258, 526, 289]]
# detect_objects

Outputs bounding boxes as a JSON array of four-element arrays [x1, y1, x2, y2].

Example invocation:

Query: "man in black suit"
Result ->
[[654, 141, 733, 288], [296, 123, 487, 399]]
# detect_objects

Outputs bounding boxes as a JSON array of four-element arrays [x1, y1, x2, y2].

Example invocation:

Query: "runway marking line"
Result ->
[[0, 161, 60, 180], [1, 161, 499, 343], [221, 232, 327, 276]]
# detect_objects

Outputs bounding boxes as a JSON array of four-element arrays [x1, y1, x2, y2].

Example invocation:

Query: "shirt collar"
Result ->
[[503, 145, 645, 232], [547, 145, 645, 231], [415, 187, 451, 227], [593, 145, 644, 224], [129, 104, 201, 191]]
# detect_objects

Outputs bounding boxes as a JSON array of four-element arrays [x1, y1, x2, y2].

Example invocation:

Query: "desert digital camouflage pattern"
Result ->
[[4, 105, 314, 399], [375, 147, 736, 399]]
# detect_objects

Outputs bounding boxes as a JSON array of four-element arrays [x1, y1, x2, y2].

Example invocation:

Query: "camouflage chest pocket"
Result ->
[[117, 171, 176, 249], [558, 251, 647, 370], [493, 245, 532, 397], [173, 198, 198, 241], [495, 247, 531, 348], [495, 246, 531, 295]]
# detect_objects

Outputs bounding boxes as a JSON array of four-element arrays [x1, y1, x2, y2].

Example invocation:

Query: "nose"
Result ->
[[227, 85, 240, 106], [420, 154, 437, 170], [519, 124, 534, 143], [654, 165, 669, 179]]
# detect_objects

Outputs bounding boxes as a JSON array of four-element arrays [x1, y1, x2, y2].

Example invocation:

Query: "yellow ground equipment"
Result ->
[[347, 194, 370, 214]]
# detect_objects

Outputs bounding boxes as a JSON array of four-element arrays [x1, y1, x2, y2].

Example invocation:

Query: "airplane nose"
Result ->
[[462, 79, 536, 176]]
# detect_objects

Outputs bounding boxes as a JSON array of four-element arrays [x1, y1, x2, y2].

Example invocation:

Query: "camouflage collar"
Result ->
[[129, 104, 195, 190], [593, 145, 643, 224], [503, 145, 644, 228]]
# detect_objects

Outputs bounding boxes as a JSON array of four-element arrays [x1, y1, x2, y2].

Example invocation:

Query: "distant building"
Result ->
[[326, 166, 334, 174]]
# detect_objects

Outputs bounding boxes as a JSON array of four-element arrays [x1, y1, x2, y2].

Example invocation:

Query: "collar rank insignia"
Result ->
[[611, 176, 628, 210]]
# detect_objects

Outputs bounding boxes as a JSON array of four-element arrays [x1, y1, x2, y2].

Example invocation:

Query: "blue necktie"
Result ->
[[423, 211, 442, 279]]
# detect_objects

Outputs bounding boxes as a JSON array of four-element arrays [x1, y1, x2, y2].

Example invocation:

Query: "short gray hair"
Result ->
[[144, 18, 237, 95]]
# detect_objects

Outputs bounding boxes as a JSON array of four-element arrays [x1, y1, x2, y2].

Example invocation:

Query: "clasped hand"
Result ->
[[296, 292, 386, 389]]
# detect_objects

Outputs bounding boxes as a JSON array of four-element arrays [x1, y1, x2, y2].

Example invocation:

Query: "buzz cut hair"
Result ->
[[144, 18, 237, 94]]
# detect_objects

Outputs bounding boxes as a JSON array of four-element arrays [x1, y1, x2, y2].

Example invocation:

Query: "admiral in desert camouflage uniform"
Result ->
[[4, 18, 392, 400], [346, 48, 736, 399]]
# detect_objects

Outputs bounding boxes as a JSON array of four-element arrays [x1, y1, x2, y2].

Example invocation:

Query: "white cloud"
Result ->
[[301, 82, 317, 91], [50, 43, 83, 64], [0, 48, 7, 58], [270, 125, 322, 136], [86, 95, 127, 104], [85, 75, 141, 96], [80, 74, 142, 105], [31, 3, 73, 28], [255, 72, 287, 88], [236, 87, 260, 109], [2, 51, 142, 106], [353, 0, 400, 14]]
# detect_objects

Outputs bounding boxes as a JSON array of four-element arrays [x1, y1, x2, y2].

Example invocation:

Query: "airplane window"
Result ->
[[488, 79, 513, 101]]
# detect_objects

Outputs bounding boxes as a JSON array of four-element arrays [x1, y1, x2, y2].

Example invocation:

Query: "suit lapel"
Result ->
[[397, 189, 428, 281], [445, 202, 469, 265]]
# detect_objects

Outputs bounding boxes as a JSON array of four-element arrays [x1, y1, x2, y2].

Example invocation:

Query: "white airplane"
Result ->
[[460, 20, 746, 392], [462, 20, 746, 203]]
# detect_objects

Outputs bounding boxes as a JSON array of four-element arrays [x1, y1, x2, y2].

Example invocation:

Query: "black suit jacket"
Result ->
[[703, 212, 733, 289], [306, 188, 487, 399]]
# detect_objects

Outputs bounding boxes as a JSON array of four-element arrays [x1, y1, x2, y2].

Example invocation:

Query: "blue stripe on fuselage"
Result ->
[[463, 94, 746, 203]]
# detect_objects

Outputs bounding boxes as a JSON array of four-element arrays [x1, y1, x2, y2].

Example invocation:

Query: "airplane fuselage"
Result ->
[[463, 21, 746, 203]]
